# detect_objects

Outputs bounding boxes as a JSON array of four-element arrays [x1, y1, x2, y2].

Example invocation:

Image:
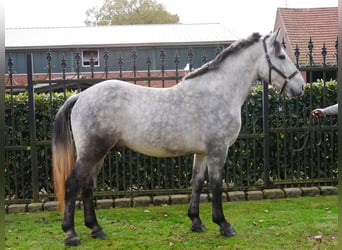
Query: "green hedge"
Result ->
[[4, 81, 338, 200]]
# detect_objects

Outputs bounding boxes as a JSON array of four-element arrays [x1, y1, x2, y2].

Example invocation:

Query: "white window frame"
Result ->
[[82, 49, 100, 67]]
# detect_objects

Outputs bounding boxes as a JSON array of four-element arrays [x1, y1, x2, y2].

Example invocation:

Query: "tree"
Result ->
[[85, 0, 179, 26]]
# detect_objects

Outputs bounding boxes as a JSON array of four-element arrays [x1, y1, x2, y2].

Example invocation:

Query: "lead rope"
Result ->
[[288, 111, 322, 152], [277, 91, 322, 152]]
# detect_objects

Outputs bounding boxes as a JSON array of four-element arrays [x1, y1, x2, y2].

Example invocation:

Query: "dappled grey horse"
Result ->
[[52, 31, 305, 246]]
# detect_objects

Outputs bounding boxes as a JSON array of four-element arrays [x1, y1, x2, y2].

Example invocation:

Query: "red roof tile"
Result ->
[[274, 7, 338, 66]]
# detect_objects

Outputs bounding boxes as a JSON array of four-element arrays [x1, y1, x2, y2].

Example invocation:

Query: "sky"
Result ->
[[5, 0, 338, 38]]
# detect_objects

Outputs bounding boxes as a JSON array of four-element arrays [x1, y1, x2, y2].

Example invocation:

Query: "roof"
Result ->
[[5, 23, 237, 50], [274, 7, 338, 65]]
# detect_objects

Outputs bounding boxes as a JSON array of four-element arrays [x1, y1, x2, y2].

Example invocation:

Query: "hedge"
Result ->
[[4, 81, 338, 200]]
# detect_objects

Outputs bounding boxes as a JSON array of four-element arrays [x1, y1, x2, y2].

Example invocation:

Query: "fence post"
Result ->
[[262, 81, 271, 187], [0, 25, 6, 249], [337, 6, 342, 249], [27, 53, 39, 202]]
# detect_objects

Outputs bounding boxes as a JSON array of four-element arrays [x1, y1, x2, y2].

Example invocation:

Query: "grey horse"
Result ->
[[52, 31, 305, 246]]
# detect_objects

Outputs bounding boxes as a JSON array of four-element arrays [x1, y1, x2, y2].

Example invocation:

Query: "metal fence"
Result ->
[[4, 38, 338, 204]]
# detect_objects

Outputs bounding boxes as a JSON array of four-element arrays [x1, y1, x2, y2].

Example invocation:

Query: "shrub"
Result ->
[[4, 81, 338, 200]]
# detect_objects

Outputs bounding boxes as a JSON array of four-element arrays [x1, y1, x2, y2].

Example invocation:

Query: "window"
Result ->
[[82, 49, 99, 67]]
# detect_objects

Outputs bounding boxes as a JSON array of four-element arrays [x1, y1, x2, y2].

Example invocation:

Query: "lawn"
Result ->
[[5, 196, 338, 249]]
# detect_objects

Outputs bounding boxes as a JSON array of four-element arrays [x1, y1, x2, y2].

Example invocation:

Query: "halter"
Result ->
[[262, 37, 299, 95]]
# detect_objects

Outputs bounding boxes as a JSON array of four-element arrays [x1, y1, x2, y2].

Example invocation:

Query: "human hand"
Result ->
[[311, 109, 325, 117]]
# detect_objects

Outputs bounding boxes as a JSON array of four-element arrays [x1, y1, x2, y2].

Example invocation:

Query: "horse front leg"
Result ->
[[82, 176, 106, 240], [188, 154, 207, 232], [207, 148, 237, 237], [62, 169, 81, 246]]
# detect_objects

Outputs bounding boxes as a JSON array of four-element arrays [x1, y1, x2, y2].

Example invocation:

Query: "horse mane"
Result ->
[[183, 32, 263, 80]]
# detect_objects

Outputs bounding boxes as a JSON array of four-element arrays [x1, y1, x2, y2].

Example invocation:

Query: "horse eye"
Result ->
[[278, 55, 286, 60]]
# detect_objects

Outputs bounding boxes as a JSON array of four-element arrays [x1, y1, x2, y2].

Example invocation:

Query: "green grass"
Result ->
[[5, 196, 337, 249]]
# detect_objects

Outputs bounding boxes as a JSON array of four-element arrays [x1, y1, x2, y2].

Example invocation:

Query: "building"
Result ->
[[5, 23, 237, 86], [274, 7, 338, 81]]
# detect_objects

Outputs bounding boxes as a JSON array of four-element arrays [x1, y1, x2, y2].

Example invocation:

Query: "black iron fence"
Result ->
[[4, 38, 338, 204]]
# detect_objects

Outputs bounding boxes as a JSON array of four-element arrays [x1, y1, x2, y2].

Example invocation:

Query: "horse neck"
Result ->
[[231, 42, 264, 105], [182, 42, 263, 107]]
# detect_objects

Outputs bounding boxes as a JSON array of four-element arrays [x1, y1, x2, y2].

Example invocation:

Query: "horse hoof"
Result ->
[[91, 229, 107, 239], [191, 224, 206, 233], [220, 225, 237, 237], [64, 236, 81, 246]]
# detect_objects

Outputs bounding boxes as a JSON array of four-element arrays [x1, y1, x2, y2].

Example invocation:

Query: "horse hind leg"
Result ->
[[62, 137, 115, 245], [82, 163, 106, 240], [62, 165, 81, 246], [63, 159, 107, 246], [188, 154, 207, 232], [79, 134, 120, 239]]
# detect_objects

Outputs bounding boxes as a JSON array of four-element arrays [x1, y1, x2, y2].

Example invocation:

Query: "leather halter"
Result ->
[[262, 37, 299, 95]]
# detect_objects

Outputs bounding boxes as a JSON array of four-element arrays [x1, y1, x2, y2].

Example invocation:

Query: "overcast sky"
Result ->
[[5, 0, 338, 38]]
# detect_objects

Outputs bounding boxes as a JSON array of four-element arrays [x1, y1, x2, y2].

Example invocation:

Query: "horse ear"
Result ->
[[269, 29, 280, 44]]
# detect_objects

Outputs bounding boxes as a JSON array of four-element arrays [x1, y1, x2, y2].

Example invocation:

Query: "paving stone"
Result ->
[[76, 200, 82, 210], [227, 191, 246, 201], [27, 203, 43, 212], [7, 204, 27, 214], [221, 192, 228, 202], [132, 196, 151, 207], [246, 191, 263, 200], [43, 201, 59, 211], [96, 199, 114, 209], [301, 187, 320, 197], [170, 194, 189, 205], [263, 189, 285, 199], [153, 195, 170, 206], [320, 186, 338, 195], [283, 188, 302, 198], [114, 198, 132, 208], [200, 193, 209, 202]]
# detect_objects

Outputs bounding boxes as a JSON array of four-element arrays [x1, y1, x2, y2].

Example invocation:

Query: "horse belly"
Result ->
[[118, 133, 204, 158], [118, 121, 206, 158], [121, 142, 181, 158]]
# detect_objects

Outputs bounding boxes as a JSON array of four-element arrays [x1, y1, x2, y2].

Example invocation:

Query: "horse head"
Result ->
[[258, 30, 305, 98]]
